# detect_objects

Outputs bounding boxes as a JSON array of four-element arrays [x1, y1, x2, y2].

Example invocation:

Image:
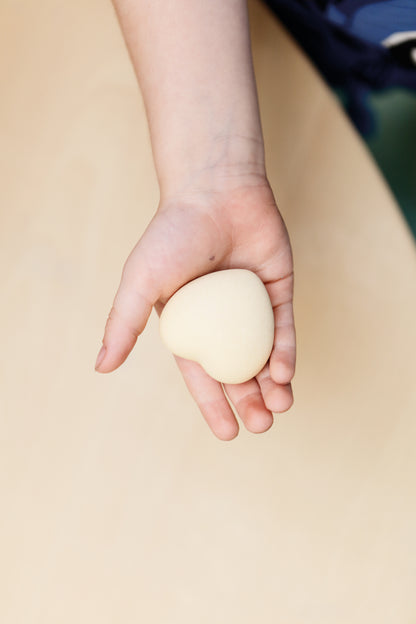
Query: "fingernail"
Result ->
[[95, 345, 107, 371]]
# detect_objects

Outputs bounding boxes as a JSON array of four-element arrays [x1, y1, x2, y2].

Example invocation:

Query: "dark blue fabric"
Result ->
[[262, 0, 416, 135], [328, 0, 416, 43]]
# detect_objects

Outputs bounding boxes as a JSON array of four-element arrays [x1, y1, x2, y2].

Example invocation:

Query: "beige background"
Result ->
[[1, 0, 416, 621]]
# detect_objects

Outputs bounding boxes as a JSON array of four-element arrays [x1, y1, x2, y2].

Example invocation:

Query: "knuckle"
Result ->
[[104, 305, 140, 340], [235, 390, 259, 411]]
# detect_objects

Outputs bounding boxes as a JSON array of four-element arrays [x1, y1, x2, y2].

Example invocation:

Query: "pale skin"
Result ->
[[95, 0, 296, 440]]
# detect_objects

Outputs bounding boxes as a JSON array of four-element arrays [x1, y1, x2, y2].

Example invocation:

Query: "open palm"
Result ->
[[95, 181, 295, 440]]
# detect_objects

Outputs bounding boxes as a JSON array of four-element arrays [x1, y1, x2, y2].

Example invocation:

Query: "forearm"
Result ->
[[112, 0, 265, 198]]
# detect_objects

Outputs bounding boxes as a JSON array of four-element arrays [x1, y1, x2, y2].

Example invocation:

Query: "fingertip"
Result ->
[[246, 410, 274, 434], [208, 405, 240, 441], [214, 423, 239, 441], [94, 359, 112, 374], [94, 339, 134, 373], [270, 352, 295, 386], [259, 372, 294, 413], [94, 344, 107, 372], [278, 384, 294, 413]]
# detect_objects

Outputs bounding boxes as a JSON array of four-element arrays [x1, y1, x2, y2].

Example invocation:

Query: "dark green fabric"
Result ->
[[335, 87, 416, 240], [366, 88, 416, 240]]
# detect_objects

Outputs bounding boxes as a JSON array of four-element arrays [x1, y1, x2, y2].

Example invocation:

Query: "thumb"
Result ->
[[94, 248, 159, 374]]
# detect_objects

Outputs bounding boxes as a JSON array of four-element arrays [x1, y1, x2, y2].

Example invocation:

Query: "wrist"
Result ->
[[157, 133, 267, 203]]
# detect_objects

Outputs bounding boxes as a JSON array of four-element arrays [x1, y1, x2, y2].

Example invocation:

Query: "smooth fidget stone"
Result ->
[[159, 269, 274, 384]]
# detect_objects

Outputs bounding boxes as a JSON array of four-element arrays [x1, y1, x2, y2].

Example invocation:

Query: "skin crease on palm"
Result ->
[[96, 174, 296, 441]]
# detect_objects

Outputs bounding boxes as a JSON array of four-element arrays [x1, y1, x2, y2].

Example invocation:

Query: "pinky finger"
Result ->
[[270, 301, 296, 385]]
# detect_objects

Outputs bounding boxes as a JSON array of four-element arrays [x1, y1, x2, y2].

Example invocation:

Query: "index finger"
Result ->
[[174, 355, 239, 441]]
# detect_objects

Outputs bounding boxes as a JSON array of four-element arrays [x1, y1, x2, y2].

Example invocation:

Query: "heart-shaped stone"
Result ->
[[159, 269, 274, 384]]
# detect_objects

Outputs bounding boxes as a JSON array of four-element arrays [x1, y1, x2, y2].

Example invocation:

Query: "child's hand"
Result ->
[[95, 178, 295, 440], [105, 0, 294, 439]]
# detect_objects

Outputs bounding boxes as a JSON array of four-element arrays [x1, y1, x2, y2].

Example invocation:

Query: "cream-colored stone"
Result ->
[[159, 269, 274, 384]]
